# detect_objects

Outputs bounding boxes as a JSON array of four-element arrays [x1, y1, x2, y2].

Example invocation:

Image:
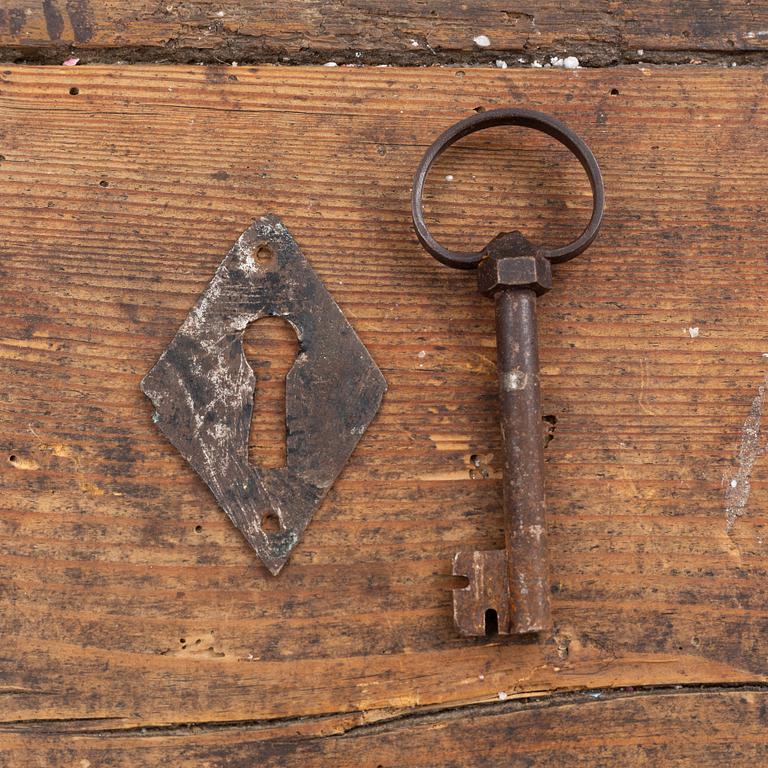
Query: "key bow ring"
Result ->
[[411, 107, 605, 269]]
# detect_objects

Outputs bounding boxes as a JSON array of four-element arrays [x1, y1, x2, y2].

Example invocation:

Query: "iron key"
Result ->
[[412, 109, 604, 636]]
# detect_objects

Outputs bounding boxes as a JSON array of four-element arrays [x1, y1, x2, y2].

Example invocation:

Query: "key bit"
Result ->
[[411, 108, 604, 636]]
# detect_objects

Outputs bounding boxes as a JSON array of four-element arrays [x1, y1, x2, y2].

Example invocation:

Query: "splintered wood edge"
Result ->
[[1, 1, 767, 66], [4, 690, 768, 764]]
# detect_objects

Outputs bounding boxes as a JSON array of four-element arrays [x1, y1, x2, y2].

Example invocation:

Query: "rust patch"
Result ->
[[141, 215, 386, 574]]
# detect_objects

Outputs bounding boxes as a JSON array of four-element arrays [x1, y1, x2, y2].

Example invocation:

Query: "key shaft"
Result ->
[[494, 287, 551, 633]]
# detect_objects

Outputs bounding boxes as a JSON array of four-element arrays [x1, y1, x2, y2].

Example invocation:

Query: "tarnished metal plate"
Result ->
[[141, 215, 386, 574], [452, 549, 511, 636]]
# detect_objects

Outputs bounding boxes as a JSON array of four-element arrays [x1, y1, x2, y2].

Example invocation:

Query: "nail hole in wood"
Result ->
[[543, 414, 558, 447]]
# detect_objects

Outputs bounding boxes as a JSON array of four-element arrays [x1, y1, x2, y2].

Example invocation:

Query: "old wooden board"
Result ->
[[3, 689, 768, 767], [1, 1, 768, 65], [2, 64, 768, 751]]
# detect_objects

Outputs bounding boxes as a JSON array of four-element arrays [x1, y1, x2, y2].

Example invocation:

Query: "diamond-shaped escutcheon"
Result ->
[[141, 215, 386, 574]]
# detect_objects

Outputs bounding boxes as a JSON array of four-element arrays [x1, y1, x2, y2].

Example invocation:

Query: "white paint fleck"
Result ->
[[528, 524, 545, 540], [410, 39, 420, 47], [216, 10, 224, 16], [531, 60, 543, 68], [417, 350, 426, 359], [637, 48, 644, 55], [473, 34, 491, 47], [725, 376, 768, 532], [551, 55, 580, 69], [498, 691, 508, 701], [237, 242, 260, 275], [478, 674, 485, 681], [323, 61, 339, 67], [495, 59, 508, 69], [445, 174, 454, 181], [501, 369, 528, 391], [687, 326, 699, 338]]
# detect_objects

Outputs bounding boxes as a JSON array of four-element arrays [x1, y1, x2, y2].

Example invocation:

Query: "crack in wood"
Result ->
[[5, 683, 768, 736], [3, 45, 768, 67]]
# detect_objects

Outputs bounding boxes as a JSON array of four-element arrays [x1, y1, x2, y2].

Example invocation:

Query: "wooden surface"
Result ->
[[2, 0, 768, 64], [3, 64, 768, 762], [3, 690, 768, 767]]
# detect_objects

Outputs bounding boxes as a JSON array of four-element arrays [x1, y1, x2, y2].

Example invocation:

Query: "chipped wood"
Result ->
[[0, 1, 767, 65]]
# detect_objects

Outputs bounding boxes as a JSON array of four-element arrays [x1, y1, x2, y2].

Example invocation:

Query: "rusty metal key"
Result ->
[[411, 109, 604, 636]]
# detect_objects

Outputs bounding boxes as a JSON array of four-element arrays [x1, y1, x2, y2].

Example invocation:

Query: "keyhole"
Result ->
[[242, 316, 299, 469]]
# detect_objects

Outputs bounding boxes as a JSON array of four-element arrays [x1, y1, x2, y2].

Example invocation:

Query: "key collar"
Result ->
[[411, 108, 605, 270]]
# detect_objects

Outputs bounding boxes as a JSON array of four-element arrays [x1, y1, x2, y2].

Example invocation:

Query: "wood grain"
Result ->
[[2, 65, 768, 750], [1, 1, 768, 65], [3, 689, 768, 766]]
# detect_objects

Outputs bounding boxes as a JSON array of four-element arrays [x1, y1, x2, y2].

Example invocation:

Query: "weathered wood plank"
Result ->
[[2, 65, 768, 730], [1, 1, 767, 64], [3, 690, 768, 766]]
